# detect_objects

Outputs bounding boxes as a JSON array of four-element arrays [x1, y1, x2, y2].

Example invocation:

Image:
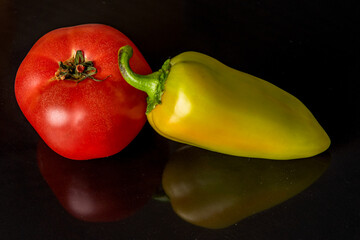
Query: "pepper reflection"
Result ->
[[37, 125, 167, 222], [162, 146, 331, 229]]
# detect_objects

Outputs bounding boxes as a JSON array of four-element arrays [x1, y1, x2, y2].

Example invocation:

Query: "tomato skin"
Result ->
[[15, 24, 151, 160]]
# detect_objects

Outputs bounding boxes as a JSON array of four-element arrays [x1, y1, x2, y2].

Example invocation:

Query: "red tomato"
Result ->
[[15, 24, 151, 160]]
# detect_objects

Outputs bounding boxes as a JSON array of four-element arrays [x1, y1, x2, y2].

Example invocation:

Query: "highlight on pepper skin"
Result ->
[[162, 146, 331, 229], [168, 90, 192, 124]]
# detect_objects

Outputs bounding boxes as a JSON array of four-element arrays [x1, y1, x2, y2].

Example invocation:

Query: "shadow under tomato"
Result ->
[[37, 124, 168, 222], [162, 146, 331, 229]]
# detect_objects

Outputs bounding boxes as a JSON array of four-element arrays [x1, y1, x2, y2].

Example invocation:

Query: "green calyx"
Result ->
[[118, 45, 171, 114], [55, 50, 105, 83]]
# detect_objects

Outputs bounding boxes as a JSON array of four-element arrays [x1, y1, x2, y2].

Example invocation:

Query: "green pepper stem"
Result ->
[[118, 45, 171, 114]]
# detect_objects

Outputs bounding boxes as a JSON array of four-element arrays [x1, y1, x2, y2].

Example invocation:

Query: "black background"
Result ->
[[1, 0, 360, 239]]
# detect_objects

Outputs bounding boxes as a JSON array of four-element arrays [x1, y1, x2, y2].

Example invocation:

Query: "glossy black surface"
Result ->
[[1, 0, 360, 239]]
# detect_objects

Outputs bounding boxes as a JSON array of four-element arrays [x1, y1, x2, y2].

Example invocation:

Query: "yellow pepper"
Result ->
[[118, 45, 330, 160]]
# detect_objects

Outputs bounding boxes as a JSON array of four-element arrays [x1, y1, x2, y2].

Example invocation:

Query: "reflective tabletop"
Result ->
[[1, 0, 359, 239]]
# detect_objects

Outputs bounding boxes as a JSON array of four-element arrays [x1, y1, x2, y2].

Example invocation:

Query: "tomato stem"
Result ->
[[118, 45, 171, 114], [54, 50, 105, 83]]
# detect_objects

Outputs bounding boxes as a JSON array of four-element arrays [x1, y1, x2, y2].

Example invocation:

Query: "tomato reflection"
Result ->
[[37, 124, 168, 222], [162, 146, 331, 229]]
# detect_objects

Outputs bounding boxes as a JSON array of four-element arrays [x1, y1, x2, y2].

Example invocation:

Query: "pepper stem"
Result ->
[[118, 45, 171, 114]]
